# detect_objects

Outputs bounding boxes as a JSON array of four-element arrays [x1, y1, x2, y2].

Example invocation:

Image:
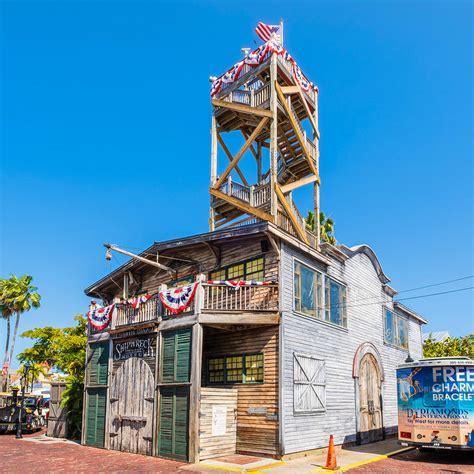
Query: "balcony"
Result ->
[[87, 282, 280, 333], [201, 283, 279, 312]]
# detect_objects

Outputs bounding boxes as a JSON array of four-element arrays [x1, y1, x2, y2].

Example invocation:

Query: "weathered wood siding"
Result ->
[[280, 243, 424, 454], [199, 387, 238, 460], [203, 326, 279, 456]]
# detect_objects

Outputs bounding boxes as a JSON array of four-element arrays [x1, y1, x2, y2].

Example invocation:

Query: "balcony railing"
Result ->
[[92, 282, 280, 333], [113, 299, 159, 328], [201, 283, 279, 312], [218, 179, 271, 209]]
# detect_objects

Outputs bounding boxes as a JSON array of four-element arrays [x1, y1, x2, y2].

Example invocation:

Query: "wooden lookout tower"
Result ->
[[209, 30, 321, 248]]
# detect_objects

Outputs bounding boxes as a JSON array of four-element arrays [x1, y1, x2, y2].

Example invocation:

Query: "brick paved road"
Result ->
[[349, 447, 474, 473], [0, 430, 198, 473]]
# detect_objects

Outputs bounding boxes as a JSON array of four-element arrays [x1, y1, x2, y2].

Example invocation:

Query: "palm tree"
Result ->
[[0, 275, 41, 390], [0, 280, 14, 390], [19, 362, 47, 392], [305, 211, 337, 245]]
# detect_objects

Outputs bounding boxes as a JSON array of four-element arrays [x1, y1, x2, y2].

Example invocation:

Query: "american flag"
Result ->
[[255, 22, 282, 43]]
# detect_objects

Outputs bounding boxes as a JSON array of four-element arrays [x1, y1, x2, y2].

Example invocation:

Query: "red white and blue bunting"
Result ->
[[210, 38, 317, 97], [207, 280, 275, 288], [127, 294, 152, 310], [159, 282, 199, 315], [87, 304, 115, 330]]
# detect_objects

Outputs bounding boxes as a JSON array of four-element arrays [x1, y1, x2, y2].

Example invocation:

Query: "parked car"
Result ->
[[0, 393, 48, 433]]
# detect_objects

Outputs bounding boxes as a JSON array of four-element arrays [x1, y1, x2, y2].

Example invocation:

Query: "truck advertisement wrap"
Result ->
[[397, 364, 474, 449]]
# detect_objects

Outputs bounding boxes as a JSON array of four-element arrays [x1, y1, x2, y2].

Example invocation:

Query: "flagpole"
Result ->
[[280, 18, 284, 47]]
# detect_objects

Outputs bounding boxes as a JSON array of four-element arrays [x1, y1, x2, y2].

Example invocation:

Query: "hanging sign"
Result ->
[[159, 282, 199, 315], [113, 335, 155, 361], [87, 304, 115, 330]]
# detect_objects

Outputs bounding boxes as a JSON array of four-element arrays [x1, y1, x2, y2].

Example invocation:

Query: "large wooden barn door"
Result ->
[[358, 353, 383, 444], [109, 357, 155, 455]]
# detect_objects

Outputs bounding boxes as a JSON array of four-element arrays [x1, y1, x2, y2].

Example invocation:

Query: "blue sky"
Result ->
[[1, 0, 472, 367]]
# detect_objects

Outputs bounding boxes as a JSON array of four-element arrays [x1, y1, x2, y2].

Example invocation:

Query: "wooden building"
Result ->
[[81, 30, 427, 462]]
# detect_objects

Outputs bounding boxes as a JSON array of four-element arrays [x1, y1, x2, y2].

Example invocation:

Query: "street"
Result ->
[[349, 447, 474, 473], [1, 430, 473, 473]]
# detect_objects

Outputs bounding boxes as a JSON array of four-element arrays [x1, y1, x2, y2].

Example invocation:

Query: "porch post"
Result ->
[[189, 274, 206, 463]]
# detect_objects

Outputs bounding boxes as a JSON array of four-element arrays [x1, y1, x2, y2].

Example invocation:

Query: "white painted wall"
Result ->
[[280, 243, 424, 454]]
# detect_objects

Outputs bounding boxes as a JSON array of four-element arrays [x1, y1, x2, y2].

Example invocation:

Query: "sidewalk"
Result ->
[[183, 438, 413, 473]]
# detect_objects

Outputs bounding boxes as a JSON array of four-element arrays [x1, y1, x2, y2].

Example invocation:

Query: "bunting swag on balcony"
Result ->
[[210, 38, 318, 97], [159, 282, 199, 315], [207, 280, 275, 289], [127, 294, 152, 309], [87, 304, 115, 330]]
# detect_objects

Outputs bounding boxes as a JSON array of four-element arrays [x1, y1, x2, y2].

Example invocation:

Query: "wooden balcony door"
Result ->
[[358, 353, 383, 444], [109, 357, 155, 455]]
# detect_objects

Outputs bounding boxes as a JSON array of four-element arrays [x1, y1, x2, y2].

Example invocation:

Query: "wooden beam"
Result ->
[[295, 83, 320, 140], [213, 117, 269, 189], [210, 187, 274, 223], [212, 99, 273, 118], [275, 185, 309, 244], [281, 85, 299, 94], [280, 175, 319, 193], [240, 128, 259, 162], [199, 312, 280, 325], [216, 133, 249, 186], [278, 125, 298, 162], [275, 81, 319, 178]]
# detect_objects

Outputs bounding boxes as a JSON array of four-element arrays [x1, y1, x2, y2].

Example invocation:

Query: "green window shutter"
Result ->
[[89, 342, 109, 385], [161, 329, 191, 383], [85, 387, 106, 448], [175, 329, 191, 382], [158, 387, 189, 461]]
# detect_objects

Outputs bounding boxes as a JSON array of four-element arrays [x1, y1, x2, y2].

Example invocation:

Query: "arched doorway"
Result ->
[[353, 343, 384, 444]]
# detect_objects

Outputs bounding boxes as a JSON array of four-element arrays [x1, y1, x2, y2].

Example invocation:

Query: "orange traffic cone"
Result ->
[[324, 434, 339, 470]]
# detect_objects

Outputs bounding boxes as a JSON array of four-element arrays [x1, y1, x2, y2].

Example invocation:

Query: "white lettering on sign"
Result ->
[[432, 366, 474, 383], [212, 405, 227, 437]]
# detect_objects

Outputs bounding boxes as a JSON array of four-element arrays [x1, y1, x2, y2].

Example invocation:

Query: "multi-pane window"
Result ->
[[294, 261, 346, 327], [384, 308, 409, 349], [210, 257, 265, 282], [226, 356, 243, 382], [207, 353, 264, 384], [245, 354, 264, 383], [294, 261, 322, 318], [325, 277, 347, 327], [208, 357, 225, 383]]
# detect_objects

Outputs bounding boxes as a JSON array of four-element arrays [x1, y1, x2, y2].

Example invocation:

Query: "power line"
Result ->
[[397, 275, 474, 294], [338, 286, 474, 311], [324, 275, 474, 310]]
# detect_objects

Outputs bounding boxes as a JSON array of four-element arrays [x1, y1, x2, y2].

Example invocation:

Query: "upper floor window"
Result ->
[[294, 260, 346, 328], [384, 308, 409, 349], [210, 256, 264, 282], [294, 261, 323, 318], [325, 276, 347, 327]]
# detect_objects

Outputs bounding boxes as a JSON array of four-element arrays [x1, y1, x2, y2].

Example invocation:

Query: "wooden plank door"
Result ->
[[358, 354, 383, 444], [158, 386, 189, 461], [109, 357, 155, 455], [85, 387, 107, 448]]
